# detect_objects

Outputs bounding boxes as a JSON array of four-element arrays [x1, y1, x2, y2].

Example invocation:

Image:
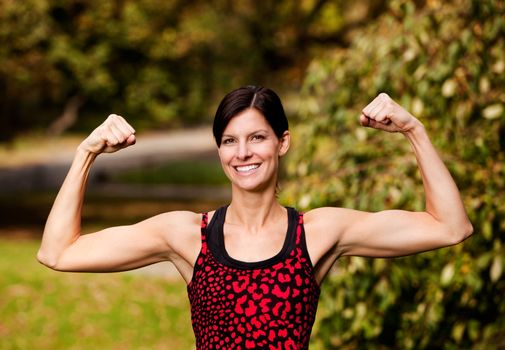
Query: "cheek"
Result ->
[[218, 148, 233, 167], [257, 142, 280, 158], [217, 152, 232, 180]]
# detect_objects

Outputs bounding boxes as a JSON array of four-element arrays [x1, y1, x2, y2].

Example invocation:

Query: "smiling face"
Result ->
[[218, 108, 290, 193]]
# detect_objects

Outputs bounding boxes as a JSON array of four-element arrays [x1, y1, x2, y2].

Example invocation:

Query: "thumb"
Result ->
[[359, 114, 373, 127], [359, 114, 395, 132], [116, 133, 136, 151]]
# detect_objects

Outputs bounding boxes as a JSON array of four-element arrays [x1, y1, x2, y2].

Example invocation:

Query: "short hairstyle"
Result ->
[[213, 86, 289, 147]]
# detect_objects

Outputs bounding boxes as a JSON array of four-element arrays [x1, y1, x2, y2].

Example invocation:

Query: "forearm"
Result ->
[[405, 125, 473, 239], [37, 147, 97, 267]]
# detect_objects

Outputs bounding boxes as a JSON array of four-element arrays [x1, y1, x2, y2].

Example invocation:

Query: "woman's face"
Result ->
[[218, 108, 290, 193]]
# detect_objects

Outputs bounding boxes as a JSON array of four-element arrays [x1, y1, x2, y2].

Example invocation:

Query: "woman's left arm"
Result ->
[[306, 93, 473, 260]]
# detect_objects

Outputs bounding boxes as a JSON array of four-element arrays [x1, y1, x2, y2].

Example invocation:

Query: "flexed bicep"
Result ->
[[336, 209, 463, 258], [306, 207, 464, 263], [40, 211, 201, 273]]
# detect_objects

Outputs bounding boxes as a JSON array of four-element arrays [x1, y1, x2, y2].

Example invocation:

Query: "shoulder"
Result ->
[[148, 210, 210, 261], [165, 210, 203, 226], [304, 207, 357, 230], [134, 210, 204, 243], [295, 207, 348, 270], [142, 210, 202, 229], [303, 207, 367, 246]]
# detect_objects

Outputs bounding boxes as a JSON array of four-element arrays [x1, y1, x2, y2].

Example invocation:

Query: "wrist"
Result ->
[[76, 144, 99, 161], [403, 120, 426, 139]]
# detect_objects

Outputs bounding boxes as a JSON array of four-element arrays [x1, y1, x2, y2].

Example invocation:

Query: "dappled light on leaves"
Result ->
[[281, 0, 505, 348]]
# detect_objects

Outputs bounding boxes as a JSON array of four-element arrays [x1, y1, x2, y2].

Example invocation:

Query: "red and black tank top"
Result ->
[[187, 206, 320, 350]]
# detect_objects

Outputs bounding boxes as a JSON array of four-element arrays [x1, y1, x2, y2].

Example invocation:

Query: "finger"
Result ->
[[362, 93, 391, 117], [361, 116, 381, 129], [359, 114, 370, 127], [105, 117, 123, 136], [102, 127, 120, 146], [362, 99, 377, 117], [106, 114, 129, 133], [373, 105, 393, 123], [125, 134, 136, 146], [114, 114, 136, 135], [100, 120, 122, 145], [367, 102, 386, 120], [107, 115, 133, 143], [113, 117, 135, 140], [106, 114, 131, 131], [363, 117, 391, 131], [362, 93, 385, 115]]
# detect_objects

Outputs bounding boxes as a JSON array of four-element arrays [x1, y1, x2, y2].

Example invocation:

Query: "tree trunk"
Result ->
[[47, 95, 85, 136]]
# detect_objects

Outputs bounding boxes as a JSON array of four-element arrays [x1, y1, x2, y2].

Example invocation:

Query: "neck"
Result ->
[[227, 185, 284, 230]]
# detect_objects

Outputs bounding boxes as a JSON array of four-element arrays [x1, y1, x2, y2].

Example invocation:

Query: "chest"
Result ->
[[188, 249, 318, 315], [223, 224, 287, 262]]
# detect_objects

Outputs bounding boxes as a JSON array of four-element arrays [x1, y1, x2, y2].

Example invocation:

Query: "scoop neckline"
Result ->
[[210, 205, 296, 270]]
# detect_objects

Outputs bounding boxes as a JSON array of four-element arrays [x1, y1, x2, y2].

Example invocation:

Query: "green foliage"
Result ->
[[0, 0, 377, 140], [281, 0, 505, 348], [111, 159, 228, 185]]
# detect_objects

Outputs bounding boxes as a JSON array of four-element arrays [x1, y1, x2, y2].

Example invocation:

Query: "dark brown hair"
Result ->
[[213, 86, 289, 147]]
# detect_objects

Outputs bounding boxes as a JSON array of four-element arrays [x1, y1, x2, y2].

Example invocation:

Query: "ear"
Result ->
[[278, 130, 291, 157]]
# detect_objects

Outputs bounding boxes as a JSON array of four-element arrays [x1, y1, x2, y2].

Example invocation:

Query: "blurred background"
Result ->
[[0, 0, 504, 349]]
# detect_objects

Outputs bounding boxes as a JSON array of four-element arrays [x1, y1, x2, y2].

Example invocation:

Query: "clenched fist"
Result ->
[[359, 93, 423, 133], [79, 114, 136, 154]]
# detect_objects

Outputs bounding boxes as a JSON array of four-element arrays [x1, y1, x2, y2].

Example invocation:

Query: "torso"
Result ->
[[187, 206, 320, 349]]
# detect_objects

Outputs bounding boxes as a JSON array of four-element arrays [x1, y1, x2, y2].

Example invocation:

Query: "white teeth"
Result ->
[[235, 164, 260, 172]]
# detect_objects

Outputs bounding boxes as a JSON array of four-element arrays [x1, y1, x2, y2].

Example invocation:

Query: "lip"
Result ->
[[233, 163, 261, 173]]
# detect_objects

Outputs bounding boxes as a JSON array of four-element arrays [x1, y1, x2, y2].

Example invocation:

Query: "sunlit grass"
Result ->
[[0, 238, 194, 350]]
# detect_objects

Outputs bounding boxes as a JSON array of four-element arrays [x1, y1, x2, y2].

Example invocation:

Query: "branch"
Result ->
[[47, 95, 85, 136]]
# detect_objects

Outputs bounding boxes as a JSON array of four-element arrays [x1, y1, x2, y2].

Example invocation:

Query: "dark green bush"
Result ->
[[282, 0, 505, 348]]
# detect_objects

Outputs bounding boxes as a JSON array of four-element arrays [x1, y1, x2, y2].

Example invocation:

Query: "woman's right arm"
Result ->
[[37, 115, 199, 272]]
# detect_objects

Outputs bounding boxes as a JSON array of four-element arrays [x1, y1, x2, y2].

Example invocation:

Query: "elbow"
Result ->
[[449, 220, 474, 245], [36, 249, 60, 270], [462, 221, 474, 240]]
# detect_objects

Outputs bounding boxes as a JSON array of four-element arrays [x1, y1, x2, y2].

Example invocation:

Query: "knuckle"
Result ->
[[107, 114, 122, 123]]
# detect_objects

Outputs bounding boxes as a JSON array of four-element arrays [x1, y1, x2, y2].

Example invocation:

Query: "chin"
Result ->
[[231, 178, 274, 193]]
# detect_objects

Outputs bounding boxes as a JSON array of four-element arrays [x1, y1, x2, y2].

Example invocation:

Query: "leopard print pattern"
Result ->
[[187, 211, 320, 350]]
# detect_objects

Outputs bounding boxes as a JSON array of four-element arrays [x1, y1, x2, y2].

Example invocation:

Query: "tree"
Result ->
[[0, 0, 389, 141], [281, 0, 505, 348]]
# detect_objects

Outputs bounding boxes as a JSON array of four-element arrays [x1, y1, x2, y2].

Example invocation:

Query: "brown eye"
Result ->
[[251, 134, 265, 141]]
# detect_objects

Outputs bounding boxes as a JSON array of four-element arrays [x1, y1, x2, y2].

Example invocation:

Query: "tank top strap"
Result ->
[[200, 212, 208, 255], [294, 210, 316, 268], [295, 211, 304, 245]]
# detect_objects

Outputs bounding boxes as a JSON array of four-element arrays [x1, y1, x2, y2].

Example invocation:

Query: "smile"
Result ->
[[234, 164, 261, 172]]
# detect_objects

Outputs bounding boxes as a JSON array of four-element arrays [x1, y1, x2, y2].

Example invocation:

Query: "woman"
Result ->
[[38, 86, 473, 349]]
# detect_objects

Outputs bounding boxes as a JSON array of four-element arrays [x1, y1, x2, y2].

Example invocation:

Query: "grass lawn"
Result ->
[[0, 238, 194, 350]]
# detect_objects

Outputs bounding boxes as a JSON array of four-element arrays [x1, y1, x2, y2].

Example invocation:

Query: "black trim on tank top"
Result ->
[[206, 205, 297, 270], [298, 219, 316, 269]]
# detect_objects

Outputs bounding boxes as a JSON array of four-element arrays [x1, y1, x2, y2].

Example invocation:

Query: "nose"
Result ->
[[237, 140, 252, 160]]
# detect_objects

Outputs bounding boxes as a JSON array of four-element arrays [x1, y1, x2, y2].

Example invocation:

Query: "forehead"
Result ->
[[223, 108, 272, 134]]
